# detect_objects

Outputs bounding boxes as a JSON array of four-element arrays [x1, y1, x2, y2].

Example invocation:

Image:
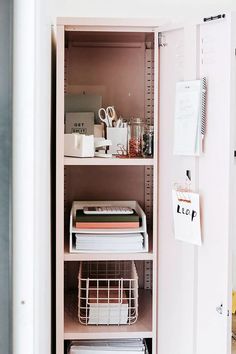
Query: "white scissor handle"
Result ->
[[98, 106, 117, 127], [106, 106, 116, 120], [98, 108, 110, 126], [98, 108, 107, 122]]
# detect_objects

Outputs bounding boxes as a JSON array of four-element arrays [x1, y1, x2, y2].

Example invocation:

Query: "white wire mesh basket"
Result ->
[[78, 261, 139, 326]]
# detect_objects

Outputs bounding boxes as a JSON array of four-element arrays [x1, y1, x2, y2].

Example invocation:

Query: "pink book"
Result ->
[[75, 221, 140, 229]]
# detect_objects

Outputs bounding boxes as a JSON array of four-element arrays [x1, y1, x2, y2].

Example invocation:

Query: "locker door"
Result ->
[[158, 14, 234, 354], [157, 25, 197, 354], [196, 15, 235, 354]]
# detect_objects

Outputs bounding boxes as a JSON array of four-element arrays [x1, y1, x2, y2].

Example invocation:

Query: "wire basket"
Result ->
[[78, 261, 139, 325]]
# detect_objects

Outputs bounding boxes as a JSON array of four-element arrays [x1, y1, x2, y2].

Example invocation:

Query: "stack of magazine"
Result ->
[[75, 233, 143, 252]]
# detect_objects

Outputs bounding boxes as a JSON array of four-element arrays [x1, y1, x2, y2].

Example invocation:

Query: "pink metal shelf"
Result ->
[[64, 157, 155, 166], [64, 289, 153, 340]]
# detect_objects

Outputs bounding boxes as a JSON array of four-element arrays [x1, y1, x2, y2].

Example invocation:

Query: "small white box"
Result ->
[[64, 134, 94, 157], [106, 127, 128, 155]]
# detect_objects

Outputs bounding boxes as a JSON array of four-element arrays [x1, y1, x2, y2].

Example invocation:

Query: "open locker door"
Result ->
[[158, 13, 235, 354]]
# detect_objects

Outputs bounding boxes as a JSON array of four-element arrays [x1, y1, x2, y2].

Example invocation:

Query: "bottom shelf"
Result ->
[[64, 289, 153, 340]]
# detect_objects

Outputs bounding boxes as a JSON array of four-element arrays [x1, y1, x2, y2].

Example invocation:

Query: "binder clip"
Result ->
[[174, 176, 192, 204], [116, 144, 128, 158]]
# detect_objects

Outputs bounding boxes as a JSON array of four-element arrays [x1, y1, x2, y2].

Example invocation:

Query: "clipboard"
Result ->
[[173, 78, 207, 156]]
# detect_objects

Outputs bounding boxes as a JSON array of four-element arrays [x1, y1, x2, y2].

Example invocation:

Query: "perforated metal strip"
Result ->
[[144, 166, 153, 225], [145, 48, 154, 126], [144, 165, 153, 290], [144, 47, 154, 224], [64, 167, 70, 230], [144, 47, 154, 289], [144, 260, 153, 290], [64, 48, 69, 224], [64, 48, 69, 289], [64, 47, 68, 94]]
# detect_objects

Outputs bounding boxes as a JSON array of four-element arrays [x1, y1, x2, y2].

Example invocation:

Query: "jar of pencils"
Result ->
[[128, 118, 144, 157]]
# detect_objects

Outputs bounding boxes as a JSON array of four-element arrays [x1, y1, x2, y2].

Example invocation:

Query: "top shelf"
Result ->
[[64, 157, 155, 166]]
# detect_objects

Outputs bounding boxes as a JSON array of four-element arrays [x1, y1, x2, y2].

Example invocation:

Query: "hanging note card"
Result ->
[[173, 80, 206, 156], [172, 190, 202, 245]]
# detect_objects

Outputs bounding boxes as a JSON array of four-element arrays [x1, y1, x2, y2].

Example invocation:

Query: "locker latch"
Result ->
[[216, 303, 223, 315], [203, 14, 226, 22]]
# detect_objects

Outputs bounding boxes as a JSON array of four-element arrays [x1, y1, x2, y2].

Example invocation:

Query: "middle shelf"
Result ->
[[64, 289, 153, 340], [63, 165, 155, 259], [64, 157, 155, 166]]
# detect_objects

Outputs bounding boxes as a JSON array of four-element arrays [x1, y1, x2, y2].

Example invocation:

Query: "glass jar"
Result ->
[[128, 118, 144, 157], [142, 125, 154, 157]]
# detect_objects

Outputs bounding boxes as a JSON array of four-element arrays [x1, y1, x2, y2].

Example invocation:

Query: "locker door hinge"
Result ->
[[158, 33, 167, 47]]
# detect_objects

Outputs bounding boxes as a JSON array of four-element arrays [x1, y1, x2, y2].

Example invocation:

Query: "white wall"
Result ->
[[233, 210, 236, 290], [51, 0, 236, 22], [233, 248, 236, 289]]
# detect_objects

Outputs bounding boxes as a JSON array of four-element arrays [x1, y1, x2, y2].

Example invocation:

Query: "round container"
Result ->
[[128, 118, 144, 157], [142, 125, 154, 157]]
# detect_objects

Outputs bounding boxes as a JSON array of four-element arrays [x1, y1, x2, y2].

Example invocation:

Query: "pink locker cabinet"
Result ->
[[56, 14, 236, 354]]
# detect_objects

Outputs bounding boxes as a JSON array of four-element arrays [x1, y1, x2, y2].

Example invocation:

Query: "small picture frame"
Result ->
[[65, 112, 94, 135]]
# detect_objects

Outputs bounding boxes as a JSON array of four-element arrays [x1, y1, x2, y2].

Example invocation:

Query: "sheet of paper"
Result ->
[[75, 233, 144, 252], [173, 80, 202, 156], [172, 190, 202, 245], [69, 338, 146, 354]]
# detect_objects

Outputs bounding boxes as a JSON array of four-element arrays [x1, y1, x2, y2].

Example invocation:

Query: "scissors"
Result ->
[[98, 106, 117, 127]]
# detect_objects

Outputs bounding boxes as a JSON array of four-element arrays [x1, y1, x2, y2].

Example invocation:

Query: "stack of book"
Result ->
[[75, 209, 140, 229], [74, 208, 143, 252], [70, 202, 148, 253]]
